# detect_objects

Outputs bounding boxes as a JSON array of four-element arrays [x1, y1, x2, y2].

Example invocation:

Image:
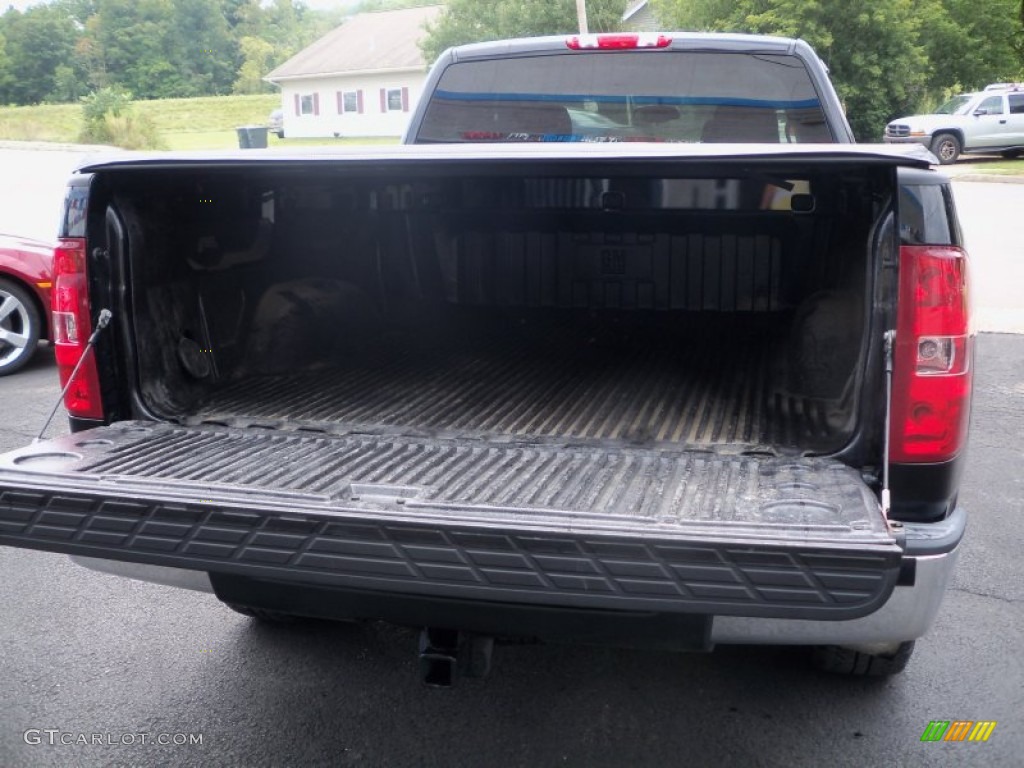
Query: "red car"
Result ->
[[0, 233, 52, 375]]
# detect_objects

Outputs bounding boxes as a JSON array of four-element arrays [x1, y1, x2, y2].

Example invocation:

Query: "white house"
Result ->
[[622, 1, 659, 31], [265, 5, 443, 139]]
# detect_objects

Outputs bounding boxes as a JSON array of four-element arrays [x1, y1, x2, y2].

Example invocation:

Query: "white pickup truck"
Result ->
[[884, 83, 1024, 164]]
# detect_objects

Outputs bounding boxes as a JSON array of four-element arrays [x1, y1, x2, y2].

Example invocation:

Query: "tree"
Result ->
[[420, 0, 627, 63], [50, 64, 87, 103], [0, 5, 83, 105], [55, 0, 100, 26], [652, 0, 1024, 135], [0, 31, 13, 104], [166, 0, 238, 95], [87, 0, 178, 98], [916, 0, 1022, 94], [233, 35, 275, 94], [226, 0, 335, 76], [1018, 1, 1024, 67], [85, 0, 237, 99]]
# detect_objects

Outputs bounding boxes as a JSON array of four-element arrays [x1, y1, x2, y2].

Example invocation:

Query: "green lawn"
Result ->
[[957, 158, 1024, 174], [165, 131, 398, 150], [0, 94, 397, 150], [136, 93, 279, 134], [0, 102, 82, 143]]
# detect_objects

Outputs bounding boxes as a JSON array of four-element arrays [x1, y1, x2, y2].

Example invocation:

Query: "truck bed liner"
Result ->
[[193, 318, 835, 450]]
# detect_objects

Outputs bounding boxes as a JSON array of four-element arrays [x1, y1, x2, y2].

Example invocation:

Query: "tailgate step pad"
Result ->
[[0, 423, 901, 619]]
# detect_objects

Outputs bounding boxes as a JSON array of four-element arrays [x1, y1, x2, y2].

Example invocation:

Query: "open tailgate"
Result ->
[[0, 422, 903, 620]]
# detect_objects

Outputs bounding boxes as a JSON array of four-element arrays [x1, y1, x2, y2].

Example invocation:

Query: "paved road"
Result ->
[[950, 180, 1024, 334], [0, 146, 111, 244], [0, 149, 1022, 766]]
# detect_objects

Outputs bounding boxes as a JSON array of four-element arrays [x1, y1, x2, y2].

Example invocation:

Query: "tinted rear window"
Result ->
[[415, 51, 832, 144]]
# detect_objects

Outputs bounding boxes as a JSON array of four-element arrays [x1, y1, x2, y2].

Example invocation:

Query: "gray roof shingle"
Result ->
[[266, 5, 443, 82]]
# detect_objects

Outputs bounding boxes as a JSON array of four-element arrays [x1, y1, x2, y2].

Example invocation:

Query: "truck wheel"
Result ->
[[930, 133, 961, 164], [222, 601, 301, 623], [811, 641, 915, 677], [0, 277, 41, 376], [1001, 149, 1022, 159]]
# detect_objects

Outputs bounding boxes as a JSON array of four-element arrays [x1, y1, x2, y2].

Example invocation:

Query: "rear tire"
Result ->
[[1001, 149, 1022, 159], [811, 641, 915, 677], [0, 277, 41, 376], [930, 133, 961, 164]]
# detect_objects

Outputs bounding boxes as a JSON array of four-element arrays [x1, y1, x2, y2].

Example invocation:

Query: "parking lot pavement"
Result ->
[[0, 345, 66, 451]]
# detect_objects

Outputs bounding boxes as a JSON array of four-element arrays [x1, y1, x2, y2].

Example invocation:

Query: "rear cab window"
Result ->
[[414, 51, 833, 144]]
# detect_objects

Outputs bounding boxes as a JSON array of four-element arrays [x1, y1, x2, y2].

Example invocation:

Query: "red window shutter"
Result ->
[[380, 88, 386, 112], [357, 90, 364, 114], [313, 93, 320, 116], [337, 91, 343, 114], [401, 86, 409, 113], [293, 93, 300, 116]]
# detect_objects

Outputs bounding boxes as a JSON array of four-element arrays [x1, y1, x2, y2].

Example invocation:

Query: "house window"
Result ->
[[295, 93, 319, 116], [380, 87, 409, 113], [338, 90, 363, 114]]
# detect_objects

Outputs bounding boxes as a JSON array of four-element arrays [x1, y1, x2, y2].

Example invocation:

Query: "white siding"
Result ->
[[278, 71, 428, 139], [623, 2, 660, 32]]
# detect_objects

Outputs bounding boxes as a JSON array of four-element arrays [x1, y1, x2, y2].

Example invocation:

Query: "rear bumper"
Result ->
[[1, 479, 901, 622], [884, 136, 932, 148], [713, 509, 965, 646], [68, 507, 965, 648], [1, 420, 964, 643], [0, 424, 907, 623]]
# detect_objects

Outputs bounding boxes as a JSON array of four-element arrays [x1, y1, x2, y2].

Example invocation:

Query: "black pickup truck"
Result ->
[[0, 33, 971, 684]]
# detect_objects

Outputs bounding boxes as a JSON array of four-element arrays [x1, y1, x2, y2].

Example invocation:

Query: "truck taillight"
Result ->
[[52, 237, 104, 420], [566, 34, 672, 50], [889, 245, 972, 463]]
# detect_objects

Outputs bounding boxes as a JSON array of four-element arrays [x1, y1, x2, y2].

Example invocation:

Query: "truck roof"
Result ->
[[446, 32, 809, 61]]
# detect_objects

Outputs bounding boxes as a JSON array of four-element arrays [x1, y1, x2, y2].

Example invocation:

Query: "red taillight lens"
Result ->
[[889, 245, 972, 463], [566, 34, 672, 50], [52, 237, 104, 420]]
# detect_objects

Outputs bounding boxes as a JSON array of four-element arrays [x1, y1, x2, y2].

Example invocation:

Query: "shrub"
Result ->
[[79, 87, 166, 149], [101, 113, 167, 150]]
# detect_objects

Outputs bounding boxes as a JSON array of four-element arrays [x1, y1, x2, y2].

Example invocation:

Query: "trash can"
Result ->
[[235, 125, 268, 149]]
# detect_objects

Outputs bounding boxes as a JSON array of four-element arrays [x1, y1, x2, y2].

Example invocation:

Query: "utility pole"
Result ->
[[576, 0, 589, 34]]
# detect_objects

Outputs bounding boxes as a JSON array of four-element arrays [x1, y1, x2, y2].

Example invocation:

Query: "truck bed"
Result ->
[[192, 315, 834, 451]]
